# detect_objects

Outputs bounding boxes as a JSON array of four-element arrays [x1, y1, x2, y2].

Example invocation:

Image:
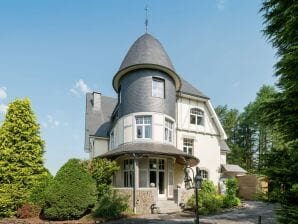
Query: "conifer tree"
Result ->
[[0, 98, 47, 217]]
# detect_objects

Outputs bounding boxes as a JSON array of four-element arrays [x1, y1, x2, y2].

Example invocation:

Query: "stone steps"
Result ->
[[156, 199, 181, 214]]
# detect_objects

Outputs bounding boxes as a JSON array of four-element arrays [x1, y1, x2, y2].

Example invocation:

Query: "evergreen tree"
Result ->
[[0, 98, 47, 217], [261, 1, 298, 222]]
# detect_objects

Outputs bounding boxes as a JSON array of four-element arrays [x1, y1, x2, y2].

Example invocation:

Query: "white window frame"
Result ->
[[183, 138, 194, 155], [135, 115, 152, 139], [164, 119, 173, 143], [124, 159, 134, 187], [110, 131, 114, 150], [200, 169, 208, 180], [152, 77, 165, 98], [190, 108, 204, 125]]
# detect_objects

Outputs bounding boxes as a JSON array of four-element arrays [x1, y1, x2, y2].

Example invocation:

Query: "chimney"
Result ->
[[92, 92, 101, 111]]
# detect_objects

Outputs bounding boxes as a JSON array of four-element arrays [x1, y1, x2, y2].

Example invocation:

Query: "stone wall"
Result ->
[[174, 188, 194, 206], [114, 188, 158, 214]]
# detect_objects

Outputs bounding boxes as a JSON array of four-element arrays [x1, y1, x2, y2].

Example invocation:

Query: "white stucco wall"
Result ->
[[110, 112, 176, 150], [91, 138, 109, 158]]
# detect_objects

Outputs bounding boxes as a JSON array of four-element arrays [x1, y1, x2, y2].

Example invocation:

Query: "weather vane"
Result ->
[[145, 5, 148, 33]]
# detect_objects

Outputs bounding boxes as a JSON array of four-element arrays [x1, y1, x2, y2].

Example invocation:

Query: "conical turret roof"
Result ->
[[113, 33, 181, 92], [119, 33, 175, 71]]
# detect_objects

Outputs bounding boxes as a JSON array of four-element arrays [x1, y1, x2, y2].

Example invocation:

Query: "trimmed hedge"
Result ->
[[43, 159, 97, 220]]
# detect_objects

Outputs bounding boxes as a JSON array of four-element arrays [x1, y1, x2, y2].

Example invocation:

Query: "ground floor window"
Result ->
[[200, 169, 208, 179], [124, 159, 134, 187]]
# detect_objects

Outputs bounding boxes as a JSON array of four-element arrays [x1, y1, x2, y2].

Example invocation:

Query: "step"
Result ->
[[156, 199, 181, 214]]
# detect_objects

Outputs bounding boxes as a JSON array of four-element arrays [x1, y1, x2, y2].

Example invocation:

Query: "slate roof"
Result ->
[[119, 33, 175, 72], [219, 140, 230, 152], [84, 93, 117, 151], [98, 142, 199, 166], [179, 78, 209, 99], [221, 164, 247, 173]]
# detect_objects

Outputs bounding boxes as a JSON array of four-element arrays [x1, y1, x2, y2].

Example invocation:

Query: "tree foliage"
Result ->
[[43, 159, 97, 220], [0, 98, 47, 217], [260, 0, 298, 222], [82, 158, 119, 198]]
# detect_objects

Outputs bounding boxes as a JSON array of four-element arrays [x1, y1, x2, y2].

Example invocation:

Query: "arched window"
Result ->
[[199, 170, 208, 180], [190, 108, 204, 125]]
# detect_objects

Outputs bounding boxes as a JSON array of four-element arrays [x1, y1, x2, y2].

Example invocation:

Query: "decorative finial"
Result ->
[[145, 5, 148, 33]]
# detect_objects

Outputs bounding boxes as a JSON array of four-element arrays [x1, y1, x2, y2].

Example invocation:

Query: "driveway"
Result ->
[[105, 201, 277, 224]]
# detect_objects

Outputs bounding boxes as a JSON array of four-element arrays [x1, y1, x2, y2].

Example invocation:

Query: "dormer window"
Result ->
[[110, 131, 114, 150], [190, 108, 204, 125], [152, 78, 165, 98]]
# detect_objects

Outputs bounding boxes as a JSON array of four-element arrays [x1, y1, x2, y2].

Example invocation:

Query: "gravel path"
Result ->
[[105, 201, 277, 224]]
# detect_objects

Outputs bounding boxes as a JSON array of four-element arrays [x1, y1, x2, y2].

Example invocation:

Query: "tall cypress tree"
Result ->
[[261, 1, 298, 222], [0, 98, 47, 217]]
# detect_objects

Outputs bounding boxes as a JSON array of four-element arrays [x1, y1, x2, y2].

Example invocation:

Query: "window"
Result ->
[[152, 78, 165, 98], [124, 159, 134, 187], [200, 170, 208, 179], [118, 86, 122, 104], [110, 131, 114, 149], [136, 116, 152, 139], [190, 108, 204, 125], [165, 119, 173, 142], [183, 138, 194, 155]]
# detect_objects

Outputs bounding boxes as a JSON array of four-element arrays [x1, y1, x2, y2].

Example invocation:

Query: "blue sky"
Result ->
[[0, 0, 276, 174]]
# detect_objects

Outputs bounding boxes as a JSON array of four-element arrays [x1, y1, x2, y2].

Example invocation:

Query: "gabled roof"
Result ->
[[219, 140, 230, 152], [84, 93, 117, 151], [221, 164, 247, 173], [179, 78, 209, 99]]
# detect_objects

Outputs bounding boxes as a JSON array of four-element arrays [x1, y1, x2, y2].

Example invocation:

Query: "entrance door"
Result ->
[[149, 159, 165, 197]]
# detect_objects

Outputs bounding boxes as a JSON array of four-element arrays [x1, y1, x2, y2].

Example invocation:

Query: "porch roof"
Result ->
[[221, 164, 247, 173], [97, 142, 199, 166]]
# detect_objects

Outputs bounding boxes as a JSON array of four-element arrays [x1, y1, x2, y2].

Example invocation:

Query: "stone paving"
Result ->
[[105, 201, 277, 224]]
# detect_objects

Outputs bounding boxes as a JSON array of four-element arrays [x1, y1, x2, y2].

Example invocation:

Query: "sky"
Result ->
[[0, 0, 277, 175]]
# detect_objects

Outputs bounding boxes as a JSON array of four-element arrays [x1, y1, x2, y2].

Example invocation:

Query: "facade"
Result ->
[[85, 33, 242, 213]]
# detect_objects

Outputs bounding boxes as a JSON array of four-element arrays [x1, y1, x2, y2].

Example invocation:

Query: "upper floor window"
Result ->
[[183, 138, 194, 155], [124, 159, 134, 187], [190, 108, 204, 125], [110, 131, 114, 149], [199, 169, 208, 180], [118, 86, 122, 104], [136, 116, 152, 139], [165, 119, 173, 143], [152, 78, 165, 98]]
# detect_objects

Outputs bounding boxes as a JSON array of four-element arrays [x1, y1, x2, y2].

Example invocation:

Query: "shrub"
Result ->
[[187, 180, 223, 215], [28, 171, 53, 208], [43, 159, 97, 220], [93, 190, 129, 218], [82, 158, 119, 198], [223, 178, 240, 208], [16, 203, 41, 219]]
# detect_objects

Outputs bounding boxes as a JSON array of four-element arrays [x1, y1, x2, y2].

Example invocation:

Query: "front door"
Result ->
[[149, 159, 165, 197]]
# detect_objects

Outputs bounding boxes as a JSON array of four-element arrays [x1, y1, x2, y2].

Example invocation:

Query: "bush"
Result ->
[[93, 190, 129, 218], [187, 180, 223, 215], [16, 203, 41, 219], [223, 178, 240, 208], [43, 159, 97, 220], [28, 171, 53, 208], [82, 158, 119, 198]]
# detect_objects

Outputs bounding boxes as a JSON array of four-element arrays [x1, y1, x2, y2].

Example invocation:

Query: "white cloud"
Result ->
[[0, 104, 8, 114], [217, 0, 225, 10], [42, 114, 61, 128], [0, 86, 7, 100], [70, 79, 91, 96]]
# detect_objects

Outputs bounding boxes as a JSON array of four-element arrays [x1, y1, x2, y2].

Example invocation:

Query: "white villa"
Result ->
[[84, 33, 245, 213]]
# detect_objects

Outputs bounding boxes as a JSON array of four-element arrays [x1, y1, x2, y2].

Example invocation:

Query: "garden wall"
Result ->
[[114, 188, 158, 214]]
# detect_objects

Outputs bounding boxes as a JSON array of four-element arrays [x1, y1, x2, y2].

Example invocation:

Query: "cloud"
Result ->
[[0, 104, 8, 114], [42, 115, 61, 128], [0, 86, 7, 100], [217, 0, 225, 10], [70, 79, 91, 96]]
